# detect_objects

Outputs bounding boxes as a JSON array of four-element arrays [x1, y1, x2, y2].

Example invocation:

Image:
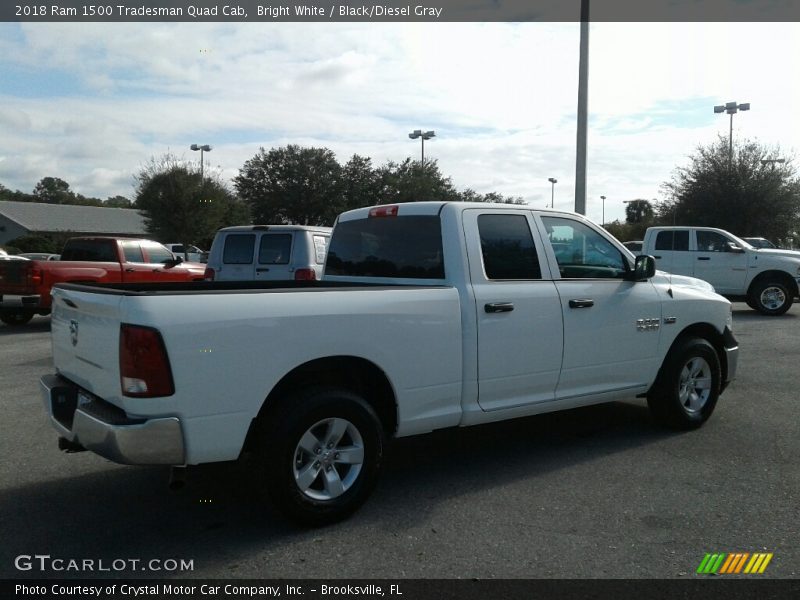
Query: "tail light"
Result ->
[[369, 205, 399, 218], [27, 266, 43, 286], [203, 267, 215, 281], [119, 324, 175, 397], [294, 268, 317, 281]]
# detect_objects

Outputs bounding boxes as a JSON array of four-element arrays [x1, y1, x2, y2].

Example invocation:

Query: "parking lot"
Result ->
[[0, 304, 797, 580]]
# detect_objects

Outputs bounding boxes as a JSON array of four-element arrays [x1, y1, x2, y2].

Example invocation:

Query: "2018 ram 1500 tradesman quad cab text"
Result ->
[[40, 203, 738, 524]]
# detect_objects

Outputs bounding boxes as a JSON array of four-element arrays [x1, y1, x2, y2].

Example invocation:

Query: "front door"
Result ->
[[537, 215, 663, 399]]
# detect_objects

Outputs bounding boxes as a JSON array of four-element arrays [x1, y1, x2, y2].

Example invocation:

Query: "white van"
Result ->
[[204, 225, 332, 281]]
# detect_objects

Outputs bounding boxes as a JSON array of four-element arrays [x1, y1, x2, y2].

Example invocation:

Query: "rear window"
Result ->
[[313, 235, 329, 264], [60, 240, 117, 262], [326, 215, 444, 279], [258, 234, 292, 264], [223, 234, 256, 264]]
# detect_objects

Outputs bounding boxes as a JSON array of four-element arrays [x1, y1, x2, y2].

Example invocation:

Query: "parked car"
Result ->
[[741, 237, 777, 249], [18, 253, 60, 261], [204, 225, 332, 281], [642, 226, 800, 315], [622, 240, 643, 253], [164, 244, 205, 263], [0, 237, 205, 325], [41, 203, 737, 524]]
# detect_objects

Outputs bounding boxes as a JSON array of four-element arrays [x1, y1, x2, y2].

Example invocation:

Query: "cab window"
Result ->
[[542, 217, 628, 279], [697, 231, 731, 252], [478, 214, 541, 280], [655, 230, 689, 251]]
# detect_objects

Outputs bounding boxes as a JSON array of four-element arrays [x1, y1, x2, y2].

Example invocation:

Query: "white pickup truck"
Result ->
[[41, 202, 738, 524], [642, 226, 800, 316]]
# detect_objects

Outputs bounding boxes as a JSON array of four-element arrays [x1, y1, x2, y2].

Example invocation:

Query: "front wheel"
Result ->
[[0, 310, 35, 326], [748, 280, 793, 316], [255, 387, 384, 526], [647, 337, 721, 430]]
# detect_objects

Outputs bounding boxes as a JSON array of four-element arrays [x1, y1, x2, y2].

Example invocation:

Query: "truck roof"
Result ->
[[338, 201, 580, 222], [216, 225, 333, 233]]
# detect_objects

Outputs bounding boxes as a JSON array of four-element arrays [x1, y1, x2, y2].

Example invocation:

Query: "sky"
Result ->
[[0, 20, 799, 224]]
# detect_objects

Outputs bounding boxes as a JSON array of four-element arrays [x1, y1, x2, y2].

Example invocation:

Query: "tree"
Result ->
[[5, 235, 58, 253], [624, 199, 655, 224], [660, 136, 800, 242], [341, 154, 382, 212], [375, 158, 458, 204], [104, 195, 134, 208], [135, 153, 246, 255], [33, 177, 75, 204], [235, 145, 344, 226]]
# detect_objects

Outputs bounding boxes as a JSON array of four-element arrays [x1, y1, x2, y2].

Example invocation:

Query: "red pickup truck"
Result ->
[[0, 237, 205, 325]]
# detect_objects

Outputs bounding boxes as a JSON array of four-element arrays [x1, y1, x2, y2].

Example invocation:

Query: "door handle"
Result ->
[[697, 256, 710, 261], [568, 299, 594, 309], [653, 255, 662, 259], [485, 302, 514, 313], [125, 268, 135, 272], [256, 267, 270, 273]]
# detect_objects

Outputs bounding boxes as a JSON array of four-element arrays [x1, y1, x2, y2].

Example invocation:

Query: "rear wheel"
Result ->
[[255, 387, 384, 526], [648, 337, 721, 429], [0, 310, 35, 326], [748, 280, 793, 316]]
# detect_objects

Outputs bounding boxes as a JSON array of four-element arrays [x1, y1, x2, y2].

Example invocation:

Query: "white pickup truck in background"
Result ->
[[41, 203, 738, 524], [642, 226, 800, 315]]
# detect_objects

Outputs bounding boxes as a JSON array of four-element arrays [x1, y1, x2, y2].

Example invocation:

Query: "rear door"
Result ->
[[650, 230, 693, 275], [463, 209, 563, 411], [255, 232, 294, 280], [218, 233, 257, 280]]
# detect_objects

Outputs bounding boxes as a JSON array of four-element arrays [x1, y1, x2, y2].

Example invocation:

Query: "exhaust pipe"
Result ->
[[168, 466, 187, 491]]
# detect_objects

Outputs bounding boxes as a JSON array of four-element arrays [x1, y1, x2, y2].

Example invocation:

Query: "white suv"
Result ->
[[204, 225, 332, 281]]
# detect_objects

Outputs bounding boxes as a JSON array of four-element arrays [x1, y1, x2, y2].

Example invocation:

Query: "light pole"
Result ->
[[408, 130, 435, 166], [548, 178, 558, 208], [713, 101, 749, 169], [600, 195, 606, 226], [761, 158, 785, 168], [190, 144, 212, 181]]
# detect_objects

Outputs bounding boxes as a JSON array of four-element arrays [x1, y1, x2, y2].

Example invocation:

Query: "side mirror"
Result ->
[[164, 256, 183, 268], [627, 255, 656, 281], [726, 242, 745, 253]]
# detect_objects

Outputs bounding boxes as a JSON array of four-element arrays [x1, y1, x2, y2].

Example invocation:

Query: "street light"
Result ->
[[190, 144, 212, 181], [761, 158, 786, 167], [548, 178, 558, 208], [714, 101, 749, 169], [408, 130, 435, 165], [600, 195, 606, 226]]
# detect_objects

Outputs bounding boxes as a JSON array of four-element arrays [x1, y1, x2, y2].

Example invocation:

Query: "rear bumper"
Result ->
[[40, 374, 185, 465], [0, 294, 45, 311]]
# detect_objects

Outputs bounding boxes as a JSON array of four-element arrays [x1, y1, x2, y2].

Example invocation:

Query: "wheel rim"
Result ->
[[292, 417, 364, 501], [760, 286, 786, 311], [678, 357, 712, 413]]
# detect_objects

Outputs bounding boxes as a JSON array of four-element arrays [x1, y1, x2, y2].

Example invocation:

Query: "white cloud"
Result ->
[[0, 21, 798, 225]]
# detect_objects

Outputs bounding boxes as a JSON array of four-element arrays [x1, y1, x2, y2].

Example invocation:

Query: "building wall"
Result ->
[[0, 215, 29, 246]]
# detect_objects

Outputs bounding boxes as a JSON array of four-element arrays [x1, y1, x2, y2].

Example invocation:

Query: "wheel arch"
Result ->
[[244, 356, 398, 452], [658, 323, 729, 388], [747, 269, 798, 298]]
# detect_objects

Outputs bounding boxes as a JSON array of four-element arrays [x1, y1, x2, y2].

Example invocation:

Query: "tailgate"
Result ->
[[0, 260, 34, 293], [51, 285, 125, 403]]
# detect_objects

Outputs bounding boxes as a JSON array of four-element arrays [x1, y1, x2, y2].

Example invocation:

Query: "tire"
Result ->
[[0, 310, 35, 326], [255, 387, 384, 526], [647, 337, 721, 430], [748, 280, 793, 316]]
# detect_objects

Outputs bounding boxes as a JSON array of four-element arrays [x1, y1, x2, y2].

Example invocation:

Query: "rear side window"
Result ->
[[655, 231, 689, 251], [326, 215, 444, 279], [223, 234, 255, 264], [60, 240, 117, 262], [258, 234, 292, 264], [313, 235, 329, 264], [478, 214, 541, 280]]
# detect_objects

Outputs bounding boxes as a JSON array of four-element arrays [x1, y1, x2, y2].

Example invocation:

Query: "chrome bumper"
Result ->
[[40, 374, 185, 465]]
